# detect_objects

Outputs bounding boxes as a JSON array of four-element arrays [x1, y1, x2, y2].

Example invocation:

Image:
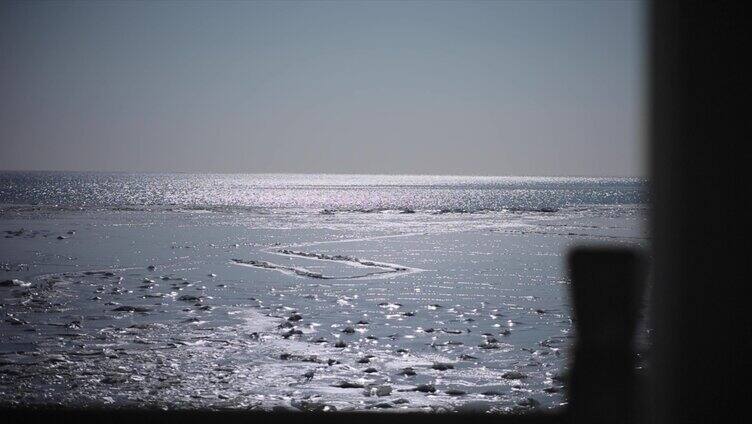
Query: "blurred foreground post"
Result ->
[[567, 248, 646, 424]]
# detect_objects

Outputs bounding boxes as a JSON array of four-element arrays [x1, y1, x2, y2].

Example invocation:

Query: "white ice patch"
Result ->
[[230, 247, 423, 280]]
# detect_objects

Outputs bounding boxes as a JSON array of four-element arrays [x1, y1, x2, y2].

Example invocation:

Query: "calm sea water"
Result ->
[[0, 172, 646, 212], [0, 172, 648, 411]]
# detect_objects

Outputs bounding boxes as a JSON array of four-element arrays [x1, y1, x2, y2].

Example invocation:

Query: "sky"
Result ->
[[0, 0, 645, 177]]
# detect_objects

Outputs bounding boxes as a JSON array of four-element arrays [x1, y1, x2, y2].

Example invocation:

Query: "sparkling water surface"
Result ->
[[0, 173, 647, 412], [0, 172, 645, 211]]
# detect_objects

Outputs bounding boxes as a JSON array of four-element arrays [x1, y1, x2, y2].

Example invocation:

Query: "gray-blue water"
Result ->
[[0, 173, 647, 412], [0, 172, 645, 212]]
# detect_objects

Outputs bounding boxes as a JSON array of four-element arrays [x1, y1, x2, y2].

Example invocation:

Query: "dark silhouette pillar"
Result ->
[[567, 248, 647, 424], [650, 1, 750, 423]]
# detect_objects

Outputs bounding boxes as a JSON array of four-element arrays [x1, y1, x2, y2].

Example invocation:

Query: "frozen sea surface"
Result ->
[[0, 173, 648, 412]]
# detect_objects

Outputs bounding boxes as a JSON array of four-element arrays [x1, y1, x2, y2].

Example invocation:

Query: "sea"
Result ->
[[0, 172, 648, 412]]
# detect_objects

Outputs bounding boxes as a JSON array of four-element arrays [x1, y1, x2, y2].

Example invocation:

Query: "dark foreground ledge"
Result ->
[[0, 409, 567, 424]]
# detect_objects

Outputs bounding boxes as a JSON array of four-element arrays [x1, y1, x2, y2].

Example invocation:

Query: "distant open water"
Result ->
[[0, 172, 646, 212]]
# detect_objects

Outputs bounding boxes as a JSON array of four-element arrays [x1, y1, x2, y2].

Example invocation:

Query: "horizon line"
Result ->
[[0, 169, 646, 179]]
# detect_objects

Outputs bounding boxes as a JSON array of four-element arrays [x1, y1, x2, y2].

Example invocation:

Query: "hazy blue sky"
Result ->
[[0, 0, 644, 176]]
